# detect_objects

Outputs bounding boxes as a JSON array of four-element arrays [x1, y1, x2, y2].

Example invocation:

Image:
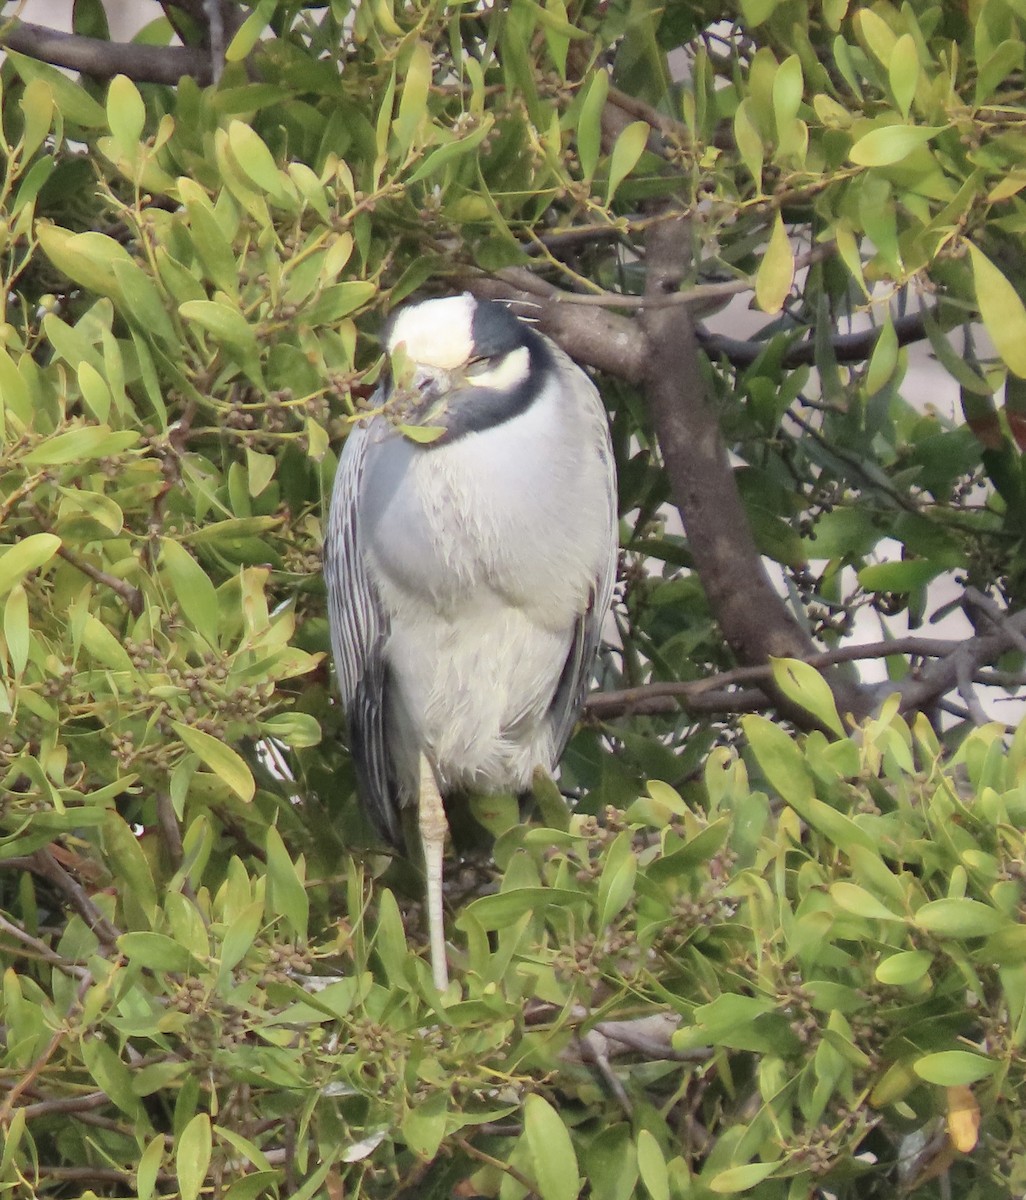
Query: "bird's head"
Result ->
[[376, 293, 549, 442]]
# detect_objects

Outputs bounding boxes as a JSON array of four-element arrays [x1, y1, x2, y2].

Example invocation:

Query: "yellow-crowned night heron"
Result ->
[[325, 293, 617, 989]]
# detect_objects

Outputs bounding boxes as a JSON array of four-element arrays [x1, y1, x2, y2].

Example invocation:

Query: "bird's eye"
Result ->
[[465, 354, 497, 377]]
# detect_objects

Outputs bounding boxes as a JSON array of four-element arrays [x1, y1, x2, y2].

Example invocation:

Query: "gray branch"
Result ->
[[0, 20, 213, 85]]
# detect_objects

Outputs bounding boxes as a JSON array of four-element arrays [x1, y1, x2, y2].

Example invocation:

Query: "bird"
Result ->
[[324, 292, 618, 990]]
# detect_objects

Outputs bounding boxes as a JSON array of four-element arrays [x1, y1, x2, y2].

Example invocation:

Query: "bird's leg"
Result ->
[[418, 752, 450, 991]]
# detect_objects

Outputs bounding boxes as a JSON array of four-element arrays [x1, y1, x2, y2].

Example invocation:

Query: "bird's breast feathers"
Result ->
[[361, 365, 610, 624]]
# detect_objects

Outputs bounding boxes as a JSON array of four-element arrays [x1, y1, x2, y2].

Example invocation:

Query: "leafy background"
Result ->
[[1, 0, 1026, 1196]]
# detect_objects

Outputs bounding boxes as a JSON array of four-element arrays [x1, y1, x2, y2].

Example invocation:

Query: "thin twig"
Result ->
[[454, 1135, 537, 1194], [586, 636, 963, 719], [55, 544, 144, 617], [0, 913, 90, 979]]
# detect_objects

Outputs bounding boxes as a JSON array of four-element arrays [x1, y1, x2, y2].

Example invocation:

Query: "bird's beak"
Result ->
[[390, 365, 454, 427]]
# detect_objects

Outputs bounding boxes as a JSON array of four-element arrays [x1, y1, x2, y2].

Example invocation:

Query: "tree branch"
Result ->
[[637, 215, 844, 683], [465, 269, 649, 384], [0, 20, 213, 85], [699, 307, 931, 368], [28, 848, 121, 947], [585, 635, 994, 719]]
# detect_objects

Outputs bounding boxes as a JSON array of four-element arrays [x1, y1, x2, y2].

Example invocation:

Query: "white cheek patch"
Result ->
[[388, 295, 476, 370], [468, 346, 530, 391]]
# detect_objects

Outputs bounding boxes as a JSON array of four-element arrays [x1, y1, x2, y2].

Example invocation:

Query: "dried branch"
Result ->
[[28, 848, 121, 947], [0, 19, 213, 85]]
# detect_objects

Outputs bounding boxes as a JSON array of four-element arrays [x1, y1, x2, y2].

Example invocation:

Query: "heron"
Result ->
[[324, 293, 617, 989]]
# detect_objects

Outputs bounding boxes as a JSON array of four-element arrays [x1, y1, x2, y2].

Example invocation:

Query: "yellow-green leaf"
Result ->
[[914, 1051, 998, 1086], [889, 34, 919, 119], [0, 534, 61, 598], [755, 213, 794, 314], [4, 584, 29, 677], [969, 243, 1026, 378], [172, 722, 255, 802], [849, 124, 943, 167], [161, 540, 219, 645], [525, 1095, 580, 1200], [107, 74, 146, 150], [177, 1113, 212, 1200], [605, 120, 649, 206]]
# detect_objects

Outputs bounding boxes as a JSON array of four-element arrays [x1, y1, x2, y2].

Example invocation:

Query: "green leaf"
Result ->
[[914, 898, 1008, 937], [260, 713, 322, 749], [889, 34, 919, 119], [81, 1038, 143, 1118], [829, 881, 903, 922], [597, 833, 637, 928], [406, 119, 493, 184], [22, 425, 138, 466], [106, 74, 146, 150], [733, 98, 764, 188], [173, 723, 255, 803], [755, 212, 794, 314], [219, 900, 265, 977], [117, 931, 203, 972], [179, 299, 258, 354], [577, 72, 608, 183], [636, 1130, 669, 1200], [914, 1051, 998, 1086], [5, 51, 107, 126], [398, 423, 447, 444], [160, 539, 219, 645], [875, 949, 933, 985], [459, 887, 589, 930], [857, 559, 941, 593], [605, 120, 650, 205], [111, 258, 177, 344], [136, 1134, 166, 1200], [849, 124, 944, 167], [177, 1113, 212, 1200], [3, 585, 29, 678], [740, 714, 815, 805], [19, 78, 54, 159], [394, 41, 432, 155], [227, 120, 290, 202], [969, 243, 1026, 379], [525, 1095, 580, 1200], [772, 55, 804, 132], [401, 1092, 448, 1160], [103, 812, 157, 926], [0, 535, 60, 599], [769, 658, 845, 736], [708, 1161, 780, 1193], [265, 825, 309, 939]]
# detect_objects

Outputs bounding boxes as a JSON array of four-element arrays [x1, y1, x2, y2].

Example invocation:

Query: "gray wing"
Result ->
[[546, 388, 618, 761], [324, 423, 403, 847]]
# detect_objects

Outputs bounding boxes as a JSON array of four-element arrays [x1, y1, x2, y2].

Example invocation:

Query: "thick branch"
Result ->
[[466, 270, 648, 383], [639, 222, 809, 655], [0, 20, 212, 85], [699, 307, 931, 368]]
